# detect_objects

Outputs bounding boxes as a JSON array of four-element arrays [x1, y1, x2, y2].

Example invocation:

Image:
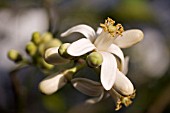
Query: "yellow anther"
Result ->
[[100, 17, 124, 37], [115, 91, 136, 110], [121, 97, 132, 107], [115, 99, 122, 111], [107, 17, 115, 25], [100, 23, 107, 31], [116, 23, 124, 36]]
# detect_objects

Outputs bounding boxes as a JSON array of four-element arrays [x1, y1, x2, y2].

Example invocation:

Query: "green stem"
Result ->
[[63, 59, 86, 81]]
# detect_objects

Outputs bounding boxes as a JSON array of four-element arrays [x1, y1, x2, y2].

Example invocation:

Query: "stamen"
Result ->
[[115, 90, 136, 110], [115, 99, 122, 111], [100, 17, 124, 37]]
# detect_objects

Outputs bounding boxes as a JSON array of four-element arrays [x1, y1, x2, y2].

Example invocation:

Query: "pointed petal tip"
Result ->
[[39, 81, 52, 95], [114, 29, 144, 48], [103, 84, 112, 91], [134, 29, 144, 41]]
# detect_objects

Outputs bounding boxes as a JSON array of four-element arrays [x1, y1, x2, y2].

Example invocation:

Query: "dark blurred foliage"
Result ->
[[0, 0, 170, 113]]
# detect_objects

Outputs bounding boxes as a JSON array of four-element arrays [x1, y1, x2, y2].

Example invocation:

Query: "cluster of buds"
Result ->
[[39, 17, 144, 110], [8, 32, 62, 71]]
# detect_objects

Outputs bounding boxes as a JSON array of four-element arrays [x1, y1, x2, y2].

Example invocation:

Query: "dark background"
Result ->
[[0, 0, 170, 113]]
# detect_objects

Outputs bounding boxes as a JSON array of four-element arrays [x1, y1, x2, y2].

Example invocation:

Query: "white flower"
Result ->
[[72, 56, 133, 95], [61, 18, 143, 90], [71, 71, 135, 106], [71, 57, 135, 110]]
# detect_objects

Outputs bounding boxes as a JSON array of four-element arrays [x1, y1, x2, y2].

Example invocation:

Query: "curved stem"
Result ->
[[64, 59, 86, 81]]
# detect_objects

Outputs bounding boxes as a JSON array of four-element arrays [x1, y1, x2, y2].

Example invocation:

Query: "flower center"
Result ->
[[100, 17, 124, 37]]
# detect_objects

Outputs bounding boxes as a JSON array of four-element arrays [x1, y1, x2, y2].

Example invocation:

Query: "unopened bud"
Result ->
[[7, 49, 22, 63], [113, 70, 134, 96], [39, 72, 67, 95], [25, 42, 37, 56], [38, 43, 45, 56], [41, 32, 53, 43], [44, 47, 70, 65], [86, 52, 103, 68], [44, 38, 62, 50], [58, 43, 72, 59], [31, 32, 41, 45]]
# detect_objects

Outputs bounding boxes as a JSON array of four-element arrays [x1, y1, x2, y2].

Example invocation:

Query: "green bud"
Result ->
[[58, 43, 72, 59], [31, 32, 41, 45], [41, 32, 53, 43], [25, 42, 37, 56], [7, 49, 22, 63], [44, 38, 62, 50], [86, 52, 103, 68], [38, 43, 45, 56]]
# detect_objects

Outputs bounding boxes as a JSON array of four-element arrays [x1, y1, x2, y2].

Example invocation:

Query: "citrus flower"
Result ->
[[61, 17, 143, 90], [71, 57, 135, 110]]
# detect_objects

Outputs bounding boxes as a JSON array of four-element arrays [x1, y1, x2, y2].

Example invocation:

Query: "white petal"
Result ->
[[100, 52, 117, 90], [114, 29, 144, 48], [96, 27, 103, 35], [113, 70, 134, 96], [39, 73, 67, 95], [67, 38, 96, 56], [85, 91, 105, 104], [44, 47, 70, 65], [60, 24, 96, 42], [94, 31, 114, 51], [107, 44, 124, 71], [71, 78, 103, 97], [122, 56, 130, 75]]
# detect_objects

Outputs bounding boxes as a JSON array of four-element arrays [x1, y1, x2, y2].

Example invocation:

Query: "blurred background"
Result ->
[[0, 0, 170, 113]]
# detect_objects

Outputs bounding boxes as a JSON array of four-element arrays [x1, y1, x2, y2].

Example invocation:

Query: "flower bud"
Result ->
[[44, 38, 62, 50], [113, 70, 134, 96], [41, 32, 53, 43], [7, 49, 23, 63], [31, 32, 41, 45], [86, 52, 103, 68], [38, 43, 45, 56], [39, 72, 67, 95], [58, 43, 72, 59], [44, 47, 70, 65], [25, 42, 37, 56]]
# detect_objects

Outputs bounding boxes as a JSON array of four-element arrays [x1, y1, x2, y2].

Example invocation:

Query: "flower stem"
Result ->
[[63, 59, 86, 81]]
